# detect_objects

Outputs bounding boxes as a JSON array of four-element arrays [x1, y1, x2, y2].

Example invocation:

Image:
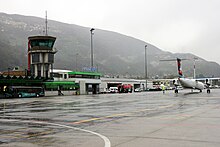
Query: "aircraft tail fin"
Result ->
[[160, 58, 186, 78], [177, 58, 183, 77]]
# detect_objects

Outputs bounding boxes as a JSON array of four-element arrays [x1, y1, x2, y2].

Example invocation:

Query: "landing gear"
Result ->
[[207, 88, 210, 93], [206, 79, 211, 94], [175, 89, 178, 93]]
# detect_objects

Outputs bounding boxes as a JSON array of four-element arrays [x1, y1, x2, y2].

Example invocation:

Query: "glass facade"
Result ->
[[30, 39, 55, 48], [30, 65, 35, 76], [48, 53, 54, 63], [37, 64, 41, 77], [32, 53, 40, 63], [52, 73, 62, 78], [45, 64, 49, 79]]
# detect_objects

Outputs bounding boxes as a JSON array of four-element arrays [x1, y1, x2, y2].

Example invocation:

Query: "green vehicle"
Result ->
[[4, 86, 45, 98]]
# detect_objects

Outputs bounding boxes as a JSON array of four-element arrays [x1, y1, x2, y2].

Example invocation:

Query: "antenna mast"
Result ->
[[45, 11, 48, 36]]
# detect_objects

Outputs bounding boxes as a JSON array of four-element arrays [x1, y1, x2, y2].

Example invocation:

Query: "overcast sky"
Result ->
[[1, 0, 220, 63]]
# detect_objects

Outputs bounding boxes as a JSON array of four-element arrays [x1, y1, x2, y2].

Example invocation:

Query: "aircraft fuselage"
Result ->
[[179, 78, 204, 91]]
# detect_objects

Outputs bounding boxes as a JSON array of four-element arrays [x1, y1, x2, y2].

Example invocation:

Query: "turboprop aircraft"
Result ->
[[161, 58, 205, 93]]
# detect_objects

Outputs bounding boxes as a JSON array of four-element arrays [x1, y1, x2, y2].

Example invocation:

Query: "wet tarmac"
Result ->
[[1, 89, 220, 147]]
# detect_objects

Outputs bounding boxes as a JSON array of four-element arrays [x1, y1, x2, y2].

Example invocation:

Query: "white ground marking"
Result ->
[[0, 119, 111, 147]]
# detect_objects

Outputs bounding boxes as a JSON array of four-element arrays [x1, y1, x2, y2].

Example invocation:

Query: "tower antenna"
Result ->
[[45, 11, 48, 36]]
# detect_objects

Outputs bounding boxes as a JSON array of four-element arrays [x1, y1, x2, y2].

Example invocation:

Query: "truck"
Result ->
[[118, 84, 133, 93]]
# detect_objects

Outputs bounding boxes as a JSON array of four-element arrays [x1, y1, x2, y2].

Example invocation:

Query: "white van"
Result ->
[[109, 87, 118, 93]]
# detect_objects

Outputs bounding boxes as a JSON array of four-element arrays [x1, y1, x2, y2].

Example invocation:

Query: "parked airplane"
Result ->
[[161, 58, 206, 93]]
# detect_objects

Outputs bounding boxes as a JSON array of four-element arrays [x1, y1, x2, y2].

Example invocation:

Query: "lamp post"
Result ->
[[145, 45, 148, 91], [90, 28, 95, 69], [75, 53, 79, 71], [96, 64, 99, 72], [193, 57, 198, 79]]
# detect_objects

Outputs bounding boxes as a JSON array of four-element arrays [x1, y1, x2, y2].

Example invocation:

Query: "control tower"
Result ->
[[28, 36, 57, 78]]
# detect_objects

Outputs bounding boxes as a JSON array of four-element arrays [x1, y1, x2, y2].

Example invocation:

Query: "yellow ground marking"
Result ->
[[73, 103, 176, 124], [73, 113, 132, 124], [158, 104, 175, 109]]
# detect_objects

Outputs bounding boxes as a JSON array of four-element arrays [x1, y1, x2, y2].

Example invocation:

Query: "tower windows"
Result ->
[[32, 53, 40, 63], [48, 53, 54, 63]]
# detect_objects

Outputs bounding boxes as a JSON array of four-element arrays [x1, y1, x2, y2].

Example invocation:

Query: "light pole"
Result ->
[[193, 57, 198, 79], [96, 64, 99, 72], [90, 28, 95, 69], [145, 45, 148, 90], [75, 53, 79, 71]]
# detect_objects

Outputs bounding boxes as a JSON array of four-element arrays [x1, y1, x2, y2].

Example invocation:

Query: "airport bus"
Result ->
[[4, 86, 45, 98]]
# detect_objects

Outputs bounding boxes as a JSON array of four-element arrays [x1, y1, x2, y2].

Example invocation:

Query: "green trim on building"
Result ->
[[68, 71, 101, 76], [44, 81, 79, 89]]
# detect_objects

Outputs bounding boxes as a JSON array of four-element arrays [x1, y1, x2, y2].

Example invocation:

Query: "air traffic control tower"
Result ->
[[27, 36, 57, 78]]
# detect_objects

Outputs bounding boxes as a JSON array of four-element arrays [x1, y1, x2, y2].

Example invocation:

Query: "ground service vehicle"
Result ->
[[118, 84, 133, 93]]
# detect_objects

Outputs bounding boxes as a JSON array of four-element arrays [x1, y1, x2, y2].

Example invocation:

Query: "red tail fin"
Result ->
[[177, 58, 183, 77]]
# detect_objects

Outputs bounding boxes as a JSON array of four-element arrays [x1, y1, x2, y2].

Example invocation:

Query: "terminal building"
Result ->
[[50, 69, 150, 94], [50, 69, 101, 95]]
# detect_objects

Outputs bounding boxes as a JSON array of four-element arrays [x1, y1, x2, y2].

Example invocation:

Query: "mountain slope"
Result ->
[[0, 12, 220, 78]]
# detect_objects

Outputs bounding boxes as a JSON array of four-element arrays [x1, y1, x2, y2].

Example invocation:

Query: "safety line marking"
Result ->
[[0, 119, 111, 147]]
